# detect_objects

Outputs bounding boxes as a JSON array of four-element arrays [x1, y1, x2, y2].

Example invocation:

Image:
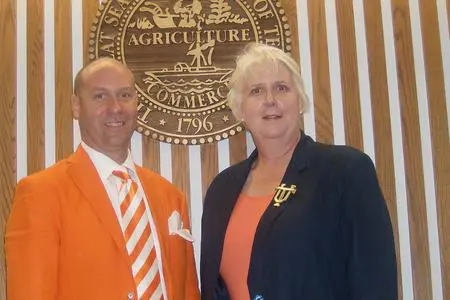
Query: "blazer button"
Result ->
[[127, 292, 134, 299]]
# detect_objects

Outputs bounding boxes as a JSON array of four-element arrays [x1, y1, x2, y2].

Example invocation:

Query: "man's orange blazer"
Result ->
[[5, 147, 200, 300]]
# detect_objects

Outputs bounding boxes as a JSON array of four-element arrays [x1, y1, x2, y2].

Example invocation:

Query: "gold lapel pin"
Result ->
[[273, 184, 297, 207]]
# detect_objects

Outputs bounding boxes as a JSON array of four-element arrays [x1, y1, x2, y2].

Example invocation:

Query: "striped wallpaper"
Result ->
[[0, 0, 449, 299]]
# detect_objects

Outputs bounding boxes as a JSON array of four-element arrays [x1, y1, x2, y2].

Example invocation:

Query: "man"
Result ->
[[6, 58, 200, 300]]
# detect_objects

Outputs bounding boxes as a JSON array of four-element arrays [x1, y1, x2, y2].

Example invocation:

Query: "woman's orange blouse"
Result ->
[[220, 193, 273, 300]]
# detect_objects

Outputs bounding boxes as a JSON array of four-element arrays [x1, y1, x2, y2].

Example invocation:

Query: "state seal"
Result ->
[[89, 0, 292, 144]]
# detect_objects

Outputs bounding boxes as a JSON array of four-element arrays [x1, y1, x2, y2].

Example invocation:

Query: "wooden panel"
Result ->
[[391, 0, 432, 298], [419, 0, 450, 298], [363, 1, 402, 298], [55, 0, 73, 160], [229, 133, 247, 165], [447, 0, 450, 33], [172, 145, 190, 204], [308, 0, 333, 144], [0, 1, 16, 298], [201, 144, 218, 199], [27, 0, 45, 174], [142, 137, 160, 173], [336, 0, 364, 150]]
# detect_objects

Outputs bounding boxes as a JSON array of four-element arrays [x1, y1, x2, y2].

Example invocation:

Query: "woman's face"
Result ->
[[239, 62, 301, 142]]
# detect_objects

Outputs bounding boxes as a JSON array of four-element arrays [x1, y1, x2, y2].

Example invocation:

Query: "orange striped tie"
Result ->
[[113, 170, 163, 300]]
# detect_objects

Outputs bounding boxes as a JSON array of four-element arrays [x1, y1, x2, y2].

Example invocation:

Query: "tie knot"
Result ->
[[112, 170, 131, 181]]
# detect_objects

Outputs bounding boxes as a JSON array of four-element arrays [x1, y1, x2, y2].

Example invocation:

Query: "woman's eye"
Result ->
[[250, 87, 262, 95], [277, 85, 289, 93]]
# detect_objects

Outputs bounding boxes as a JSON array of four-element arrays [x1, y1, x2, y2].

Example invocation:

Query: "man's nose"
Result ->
[[107, 97, 123, 112]]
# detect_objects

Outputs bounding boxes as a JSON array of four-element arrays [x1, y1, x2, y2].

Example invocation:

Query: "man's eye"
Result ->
[[93, 93, 106, 101], [119, 91, 135, 100]]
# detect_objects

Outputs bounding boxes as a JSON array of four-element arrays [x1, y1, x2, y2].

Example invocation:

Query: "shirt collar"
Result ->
[[81, 141, 137, 181]]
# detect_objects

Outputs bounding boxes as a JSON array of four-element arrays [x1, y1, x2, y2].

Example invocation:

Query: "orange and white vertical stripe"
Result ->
[[0, 1, 449, 300], [113, 170, 162, 299]]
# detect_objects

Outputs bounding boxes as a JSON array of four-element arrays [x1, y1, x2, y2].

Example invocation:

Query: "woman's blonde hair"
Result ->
[[227, 42, 309, 119]]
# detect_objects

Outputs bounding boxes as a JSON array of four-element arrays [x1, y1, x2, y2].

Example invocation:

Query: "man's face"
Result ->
[[71, 62, 138, 160]]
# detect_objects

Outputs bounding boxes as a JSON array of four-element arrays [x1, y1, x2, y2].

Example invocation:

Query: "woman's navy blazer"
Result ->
[[200, 132, 397, 300]]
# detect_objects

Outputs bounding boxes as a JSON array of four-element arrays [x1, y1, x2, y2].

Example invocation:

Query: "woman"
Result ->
[[200, 43, 397, 300]]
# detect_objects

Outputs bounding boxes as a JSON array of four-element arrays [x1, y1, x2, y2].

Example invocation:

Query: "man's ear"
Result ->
[[71, 94, 81, 119]]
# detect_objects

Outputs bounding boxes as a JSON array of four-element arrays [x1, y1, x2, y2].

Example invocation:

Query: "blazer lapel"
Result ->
[[67, 147, 128, 260], [248, 133, 313, 290], [254, 133, 312, 238], [213, 153, 254, 266]]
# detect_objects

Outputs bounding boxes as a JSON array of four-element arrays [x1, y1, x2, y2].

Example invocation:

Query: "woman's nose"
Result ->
[[264, 90, 276, 105]]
